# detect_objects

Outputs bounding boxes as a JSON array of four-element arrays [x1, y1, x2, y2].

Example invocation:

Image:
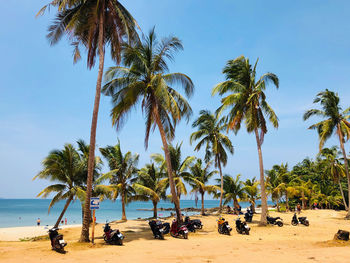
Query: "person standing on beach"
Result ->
[[65, 218, 67, 225], [37, 218, 41, 226]]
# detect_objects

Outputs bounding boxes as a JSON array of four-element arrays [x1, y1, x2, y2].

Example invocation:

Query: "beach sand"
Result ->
[[0, 210, 349, 263]]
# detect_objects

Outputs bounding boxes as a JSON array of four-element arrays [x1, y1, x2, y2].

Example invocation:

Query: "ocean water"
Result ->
[[0, 199, 273, 228]]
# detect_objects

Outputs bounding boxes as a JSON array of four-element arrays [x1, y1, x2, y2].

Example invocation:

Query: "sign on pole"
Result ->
[[90, 197, 100, 210]]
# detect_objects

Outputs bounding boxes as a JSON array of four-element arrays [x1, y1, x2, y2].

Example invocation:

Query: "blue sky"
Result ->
[[1, 0, 350, 198]]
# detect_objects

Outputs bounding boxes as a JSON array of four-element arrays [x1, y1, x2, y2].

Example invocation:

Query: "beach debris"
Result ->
[[333, 230, 349, 241]]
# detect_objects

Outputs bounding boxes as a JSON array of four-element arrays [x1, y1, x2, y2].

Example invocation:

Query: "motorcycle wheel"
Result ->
[[291, 221, 298, 226], [245, 229, 250, 235], [117, 239, 123, 246], [159, 233, 164, 240], [183, 232, 188, 239], [103, 234, 107, 242], [303, 220, 309, 227], [236, 227, 241, 234], [277, 221, 283, 227]]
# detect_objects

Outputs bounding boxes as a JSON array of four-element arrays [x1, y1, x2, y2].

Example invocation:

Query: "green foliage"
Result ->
[[215, 174, 246, 207]]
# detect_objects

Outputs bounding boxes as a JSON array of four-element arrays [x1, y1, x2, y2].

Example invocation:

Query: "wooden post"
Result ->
[[91, 209, 96, 244]]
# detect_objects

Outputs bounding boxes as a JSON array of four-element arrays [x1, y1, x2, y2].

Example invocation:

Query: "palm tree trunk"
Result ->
[[337, 124, 350, 218], [301, 191, 306, 210], [251, 199, 256, 213], [276, 198, 280, 212], [154, 109, 182, 223], [121, 192, 127, 220], [80, 11, 105, 242], [254, 128, 267, 225], [201, 192, 205, 216], [54, 195, 73, 228], [233, 198, 239, 213], [217, 159, 224, 213], [338, 178, 348, 210], [153, 201, 158, 218]]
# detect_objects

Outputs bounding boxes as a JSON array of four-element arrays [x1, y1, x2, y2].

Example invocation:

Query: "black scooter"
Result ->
[[244, 209, 253, 223], [183, 216, 203, 232], [103, 222, 124, 245], [291, 213, 309, 226], [149, 220, 170, 239], [48, 228, 67, 253], [235, 217, 250, 235], [266, 216, 284, 227], [218, 217, 232, 235]]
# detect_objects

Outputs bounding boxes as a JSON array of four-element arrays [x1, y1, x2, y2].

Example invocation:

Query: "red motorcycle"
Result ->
[[170, 219, 189, 239]]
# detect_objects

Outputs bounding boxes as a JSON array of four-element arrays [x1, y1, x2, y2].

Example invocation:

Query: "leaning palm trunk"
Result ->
[[255, 129, 268, 225], [152, 201, 158, 218], [217, 160, 224, 213], [338, 179, 348, 210], [80, 16, 105, 242], [275, 198, 280, 212], [121, 192, 127, 220], [154, 109, 182, 223], [54, 195, 73, 228], [337, 125, 350, 216], [251, 200, 256, 213], [201, 192, 205, 216]]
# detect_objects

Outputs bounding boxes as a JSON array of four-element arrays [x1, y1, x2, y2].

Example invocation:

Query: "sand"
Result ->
[[0, 210, 349, 263]]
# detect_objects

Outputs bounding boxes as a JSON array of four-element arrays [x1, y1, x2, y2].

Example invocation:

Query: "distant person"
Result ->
[[37, 218, 41, 226], [297, 203, 301, 214], [65, 218, 67, 225]]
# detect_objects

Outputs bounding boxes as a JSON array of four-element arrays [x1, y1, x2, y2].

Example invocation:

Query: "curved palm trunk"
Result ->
[[153, 201, 158, 218], [217, 160, 224, 213], [338, 178, 348, 210], [337, 125, 350, 217], [233, 198, 239, 213], [80, 13, 105, 242], [201, 191, 205, 215], [275, 198, 280, 212], [54, 195, 73, 228], [154, 109, 182, 223], [121, 192, 127, 220], [255, 129, 267, 225], [251, 199, 256, 213]]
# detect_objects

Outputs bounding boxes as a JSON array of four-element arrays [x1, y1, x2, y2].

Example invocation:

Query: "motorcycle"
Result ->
[[149, 220, 170, 239], [217, 217, 232, 235], [244, 209, 253, 223], [48, 228, 67, 253], [103, 222, 124, 245], [170, 219, 189, 239], [291, 213, 309, 226], [235, 217, 250, 235], [266, 216, 284, 227], [183, 216, 203, 232]]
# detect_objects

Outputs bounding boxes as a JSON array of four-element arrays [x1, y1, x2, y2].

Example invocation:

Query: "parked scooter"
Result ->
[[266, 216, 284, 227], [244, 208, 253, 223], [235, 217, 250, 235], [170, 219, 189, 239], [149, 220, 170, 239], [48, 227, 67, 253], [291, 213, 309, 226], [217, 217, 232, 235], [183, 216, 203, 232], [103, 222, 124, 245]]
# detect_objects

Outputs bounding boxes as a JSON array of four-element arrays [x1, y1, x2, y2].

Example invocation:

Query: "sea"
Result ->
[[0, 199, 274, 228]]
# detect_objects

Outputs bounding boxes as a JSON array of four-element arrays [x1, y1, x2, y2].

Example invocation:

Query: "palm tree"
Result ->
[[37, 0, 139, 241], [151, 143, 195, 200], [97, 142, 139, 220], [243, 177, 260, 213], [34, 144, 84, 228], [190, 110, 234, 213], [186, 159, 219, 215], [216, 174, 246, 210], [266, 168, 283, 212], [303, 89, 350, 218], [319, 147, 348, 210], [212, 56, 279, 224], [102, 28, 194, 222], [133, 163, 167, 218]]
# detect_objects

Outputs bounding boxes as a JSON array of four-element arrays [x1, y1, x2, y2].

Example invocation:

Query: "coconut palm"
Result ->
[[266, 167, 284, 212], [151, 143, 195, 200], [97, 142, 139, 220], [34, 144, 85, 228], [133, 163, 167, 218], [37, 0, 139, 241], [216, 174, 246, 210], [243, 177, 260, 213], [190, 110, 234, 213], [186, 159, 219, 215], [102, 28, 194, 222], [212, 56, 279, 224], [303, 89, 350, 217]]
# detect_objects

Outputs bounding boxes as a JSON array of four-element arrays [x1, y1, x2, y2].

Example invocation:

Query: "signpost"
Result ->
[[90, 197, 100, 244]]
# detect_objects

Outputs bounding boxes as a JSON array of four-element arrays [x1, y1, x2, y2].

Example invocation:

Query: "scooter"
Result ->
[[149, 220, 170, 239], [235, 217, 250, 235], [244, 208, 253, 223], [217, 217, 232, 235], [291, 213, 309, 226], [48, 228, 67, 253], [170, 219, 189, 239], [103, 222, 124, 245], [266, 216, 284, 227], [183, 216, 203, 232]]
